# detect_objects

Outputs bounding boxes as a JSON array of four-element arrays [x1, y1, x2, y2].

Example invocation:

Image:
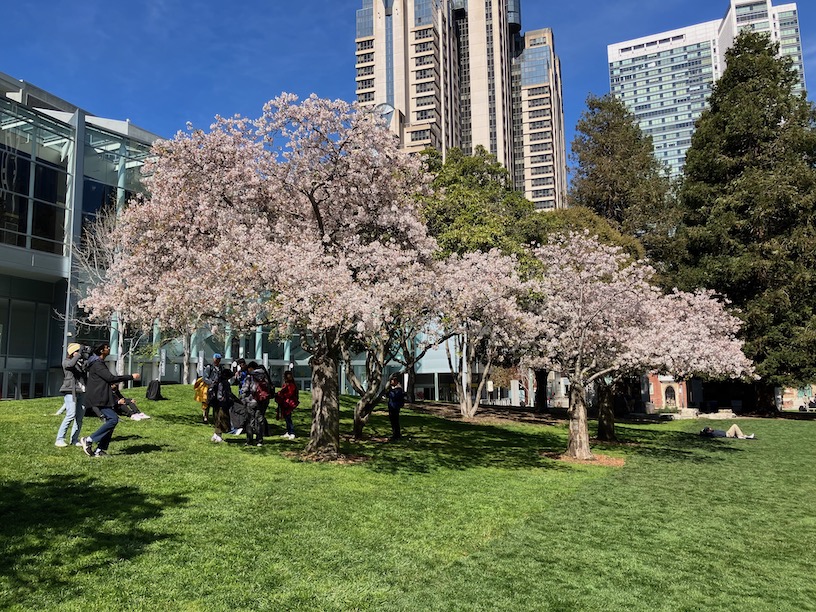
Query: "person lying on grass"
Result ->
[[700, 424, 756, 439]]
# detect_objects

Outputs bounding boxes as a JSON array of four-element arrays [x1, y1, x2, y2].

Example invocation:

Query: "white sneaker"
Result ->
[[55, 440, 68, 447], [281, 433, 290, 439], [288, 433, 296, 440], [211, 434, 223, 443]]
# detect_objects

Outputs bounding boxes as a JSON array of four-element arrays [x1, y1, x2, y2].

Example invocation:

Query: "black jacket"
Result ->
[[84, 355, 135, 409]]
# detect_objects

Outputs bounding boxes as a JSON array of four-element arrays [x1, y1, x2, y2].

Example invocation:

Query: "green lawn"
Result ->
[[2, 385, 814, 611]]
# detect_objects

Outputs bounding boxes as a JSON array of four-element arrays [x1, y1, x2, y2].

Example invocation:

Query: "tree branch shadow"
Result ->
[[0, 475, 188, 607]]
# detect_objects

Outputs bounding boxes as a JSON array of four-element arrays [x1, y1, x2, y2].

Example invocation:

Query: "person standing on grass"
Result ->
[[275, 370, 299, 440], [55, 343, 88, 448], [200, 353, 222, 424], [240, 362, 272, 446], [384, 374, 405, 442], [210, 367, 235, 443], [80, 343, 140, 457]]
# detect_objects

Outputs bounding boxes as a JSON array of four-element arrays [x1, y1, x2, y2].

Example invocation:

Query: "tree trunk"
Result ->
[[351, 382, 384, 439], [182, 332, 191, 384], [306, 342, 341, 459], [534, 369, 549, 412], [406, 364, 417, 403], [596, 381, 616, 442], [116, 320, 126, 376], [343, 342, 387, 440], [566, 383, 594, 460]]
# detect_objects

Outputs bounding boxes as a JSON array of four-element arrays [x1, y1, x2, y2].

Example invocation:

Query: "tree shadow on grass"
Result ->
[[592, 426, 747, 464], [337, 410, 751, 474], [0, 475, 187, 607], [345, 411, 571, 475]]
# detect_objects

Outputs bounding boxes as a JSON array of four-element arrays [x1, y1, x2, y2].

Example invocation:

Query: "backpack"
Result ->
[[254, 375, 271, 402], [146, 379, 165, 401]]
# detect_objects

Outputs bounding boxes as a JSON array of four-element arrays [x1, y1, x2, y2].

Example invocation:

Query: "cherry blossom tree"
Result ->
[[439, 250, 536, 418], [340, 260, 440, 439], [84, 94, 435, 459], [80, 119, 271, 384], [524, 232, 753, 460]]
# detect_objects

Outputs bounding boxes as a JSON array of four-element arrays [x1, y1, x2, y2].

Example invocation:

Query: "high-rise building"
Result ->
[[355, 0, 567, 211], [608, 0, 806, 177]]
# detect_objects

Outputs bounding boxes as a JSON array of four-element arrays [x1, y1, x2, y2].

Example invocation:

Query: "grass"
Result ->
[[1, 385, 815, 611]]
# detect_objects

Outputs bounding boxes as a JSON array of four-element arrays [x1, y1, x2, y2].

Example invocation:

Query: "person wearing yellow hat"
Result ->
[[55, 343, 88, 448]]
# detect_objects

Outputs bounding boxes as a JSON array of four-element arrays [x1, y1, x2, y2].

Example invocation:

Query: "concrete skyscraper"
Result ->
[[355, 0, 567, 211], [608, 0, 806, 177]]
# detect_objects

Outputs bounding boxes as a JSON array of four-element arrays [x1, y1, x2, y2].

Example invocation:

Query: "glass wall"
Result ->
[[0, 98, 74, 255], [82, 125, 151, 225], [0, 275, 61, 399]]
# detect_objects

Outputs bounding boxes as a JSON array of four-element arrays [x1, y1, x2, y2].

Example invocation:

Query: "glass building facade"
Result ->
[[0, 72, 157, 399], [354, 0, 567, 209], [608, 0, 807, 177]]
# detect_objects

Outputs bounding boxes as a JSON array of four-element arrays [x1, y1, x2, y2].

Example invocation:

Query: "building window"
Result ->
[[410, 129, 431, 142], [532, 188, 554, 198], [530, 142, 552, 152], [357, 92, 374, 103]]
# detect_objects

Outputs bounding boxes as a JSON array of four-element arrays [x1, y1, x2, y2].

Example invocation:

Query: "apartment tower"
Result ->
[[355, 0, 567, 210], [608, 0, 806, 176]]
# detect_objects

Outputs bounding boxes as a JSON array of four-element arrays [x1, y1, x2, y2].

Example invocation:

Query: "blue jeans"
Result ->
[[56, 393, 84, 445], [284, 413, 294, 435], [88, 407, 119, 451]]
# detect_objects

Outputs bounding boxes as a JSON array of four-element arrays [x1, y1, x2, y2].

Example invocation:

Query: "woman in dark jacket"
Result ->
[[240, 363, 272, 446], [80, 343, 140, 457]]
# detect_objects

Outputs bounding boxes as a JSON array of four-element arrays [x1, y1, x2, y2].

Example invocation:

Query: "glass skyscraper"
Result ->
[[608, 0, 806, 177], [355, 0, 567, 210]]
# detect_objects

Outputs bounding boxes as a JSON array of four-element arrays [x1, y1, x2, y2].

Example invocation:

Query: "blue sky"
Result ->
[[5, 0, 815, 154]]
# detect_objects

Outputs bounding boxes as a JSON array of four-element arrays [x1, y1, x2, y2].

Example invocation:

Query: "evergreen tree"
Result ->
[[675, 31, 816, 393], [421, 146, 534, 256], [569, 93, 675, 263]]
